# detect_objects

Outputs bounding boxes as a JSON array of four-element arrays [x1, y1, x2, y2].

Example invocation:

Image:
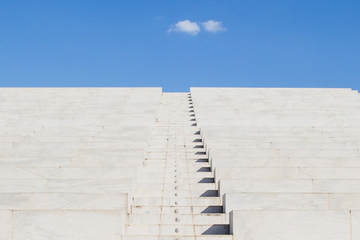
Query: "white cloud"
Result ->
[[168, 20, 201, 35], [202, 20, 227, 33]]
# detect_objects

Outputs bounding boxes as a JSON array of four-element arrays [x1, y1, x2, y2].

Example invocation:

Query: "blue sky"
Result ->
[[0, 0, 359, 92]]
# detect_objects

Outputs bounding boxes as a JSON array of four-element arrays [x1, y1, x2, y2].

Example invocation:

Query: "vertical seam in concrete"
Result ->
[[158, 222, 161, 237], [328, 193, 330, 210], [11, 210, 13, 240], [311, 179, 314, 193], [350, 210, 352, 240]]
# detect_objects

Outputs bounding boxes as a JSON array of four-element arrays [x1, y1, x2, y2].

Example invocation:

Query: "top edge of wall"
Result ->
[[190, 87, 354, 90], [0, 87, 163, 89]]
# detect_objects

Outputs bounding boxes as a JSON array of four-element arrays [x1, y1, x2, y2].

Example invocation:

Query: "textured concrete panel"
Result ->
[[0, 167, 60, 179], [219, 179, 313, 196], [0, 211, 12, 240], [215, 167, 299, 183], [13, 210, 125, 240], [0, 194, 32, 210], [230, 210, 350, 240], [47, 179, 134, 193], [351, 211, 360, 240], [0, 88, 162, 239], [32, 193, 128, 210], [60, 167, 138, 179], [224, 193, 328, 213], [192, 87, 360, 239], [0, 180, 48, 192]]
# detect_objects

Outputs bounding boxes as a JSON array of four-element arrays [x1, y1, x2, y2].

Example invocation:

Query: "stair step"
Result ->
[[143, 162, 209, 167], [146, 153, 205, 156], [140, 167, 211, 173], [149, 140, 202, 144], [139, 172, 213, 178], [137, 178, 214, 184], [131, 206, 223, 214], [125, 94, 232, 238], [145, 158, 209, 162], [148, 145, 204, 149], [122, 236, 233, 240], [128, 213, 228, 224], [133, 197, 221, 206], [148, 143, 202, 146], [134, 190, 218, 197], [126, 224, 229, 235], [150, 137, 201, 142], [147, 146, 204, 150], [136, 183, 216, 191]]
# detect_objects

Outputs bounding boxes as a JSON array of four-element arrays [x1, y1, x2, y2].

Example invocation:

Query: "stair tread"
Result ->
[[126, 95, 232, 237]]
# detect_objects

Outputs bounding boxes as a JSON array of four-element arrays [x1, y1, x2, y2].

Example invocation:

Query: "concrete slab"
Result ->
[[13, 210, 125, 240], [230, 210, 350, 240]]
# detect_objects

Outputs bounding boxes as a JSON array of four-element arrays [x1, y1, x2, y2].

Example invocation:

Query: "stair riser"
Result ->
[[125, 94, 230, 238], [136, 184, 216, 191], [139, 172, 213, 178], [128, 214, 228, 224], [134, 190, 218, 198], [123, 237, 232, 240], [126, 224, 229, 235], [143, 163, 209, 167], [137, 178, 214, 184], [133, 197, 221, 206], [140, 167, 211, 173], [131, 206, 223, 214]]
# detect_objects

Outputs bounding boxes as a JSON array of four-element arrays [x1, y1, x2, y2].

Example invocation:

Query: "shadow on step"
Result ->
[[195, 158, 208, 162], [193, 145, 203, 148], [199, 190, 218, 197], [200, 206, 223, 213], [197, 167, 211, 172], [201, 224, 229, 235], [195, 151, 206, 155], [198, 178, 214, 183], [193, 139, 202, 142]]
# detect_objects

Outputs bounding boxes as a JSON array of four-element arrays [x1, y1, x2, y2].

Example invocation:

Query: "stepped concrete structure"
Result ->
[[1, 87, 360, 239]]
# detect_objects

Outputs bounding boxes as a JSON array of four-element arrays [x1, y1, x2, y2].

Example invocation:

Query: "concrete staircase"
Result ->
[[123, 93, 232, 239]]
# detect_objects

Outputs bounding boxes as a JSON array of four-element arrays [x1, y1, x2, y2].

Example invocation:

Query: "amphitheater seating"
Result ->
[[191, 87, 360, 239], [0, 88, 161, 239]]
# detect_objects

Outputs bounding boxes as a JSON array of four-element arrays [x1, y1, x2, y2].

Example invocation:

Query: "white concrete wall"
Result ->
[[230, 210, 352, 240], [191, 87, 360, 239], [0, 88, 161, 239]]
